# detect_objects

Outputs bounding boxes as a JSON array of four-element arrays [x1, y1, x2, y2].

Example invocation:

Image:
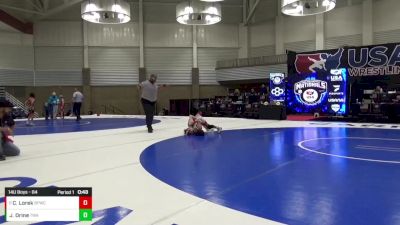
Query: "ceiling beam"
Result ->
[[0, 4, 45, 15], [43, 0, 50, 11], [26, 0, 44, 12], [33, 0, 44, 11], [36, 0, 83, 20], [139, 1, 242, 7], [242, 0, 247, 24], [244, 0, 260, 26], [0, 9, 33, 34]]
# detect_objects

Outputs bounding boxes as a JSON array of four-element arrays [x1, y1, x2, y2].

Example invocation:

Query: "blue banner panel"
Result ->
[[269, 73, 286, 104], [327, 68, 347, 114], [287, 69, 347, 114]]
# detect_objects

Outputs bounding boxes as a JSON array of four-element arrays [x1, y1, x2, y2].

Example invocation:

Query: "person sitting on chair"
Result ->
[[372, 86, 384, 103]]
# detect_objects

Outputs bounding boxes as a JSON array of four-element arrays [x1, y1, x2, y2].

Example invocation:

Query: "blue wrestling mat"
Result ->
[[14, 118, 160, 135], [140, 127, 400, 225]]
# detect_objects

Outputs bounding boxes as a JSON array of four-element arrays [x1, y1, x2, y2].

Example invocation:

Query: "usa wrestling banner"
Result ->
[[287, 42, 400, 77]]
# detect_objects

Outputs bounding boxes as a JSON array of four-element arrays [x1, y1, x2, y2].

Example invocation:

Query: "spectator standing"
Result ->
[[249, 88, 258, 104], [48, 92, 59, 120], [72, 88, 84, 121], [25, 93, 35, 126], [59, 95, 65, 119], [260, 84, 268, 95], [44, 102, 49, 120]]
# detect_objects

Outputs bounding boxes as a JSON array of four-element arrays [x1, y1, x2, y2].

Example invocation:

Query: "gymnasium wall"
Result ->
[[250, 0, 400, 56], [0, 32, 34, 86], [373, 0, 400, 44], [1, 0, 400, 115], [5, 86, 77, 116], [5, 85, 142, 116], [31, 21, 239, 86], [0, 21, 236, 114], [90, 86, 140, 114], [4, 85, 228, 116]]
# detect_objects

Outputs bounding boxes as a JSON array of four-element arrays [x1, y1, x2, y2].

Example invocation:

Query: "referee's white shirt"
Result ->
[[140, 80, 159, 102]]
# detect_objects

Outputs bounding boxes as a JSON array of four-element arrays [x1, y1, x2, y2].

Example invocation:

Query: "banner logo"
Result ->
[[333, 85, 340, 92], [328, 98, 346, 103], [294, 80, 327, 105], [270, 73, 286, 103], [331, 75, 343, 81], [271, 87, 285, 96], [331, 104, 340, 112], [295, 49, 344, 74], [272, 75, 284, 85]]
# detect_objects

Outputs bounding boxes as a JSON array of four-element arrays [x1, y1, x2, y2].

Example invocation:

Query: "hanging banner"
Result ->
[[269, 73, 286, 104], [288, 42, 400, 77], [287, 68, 347, 114], [327, 68, 347, 114]]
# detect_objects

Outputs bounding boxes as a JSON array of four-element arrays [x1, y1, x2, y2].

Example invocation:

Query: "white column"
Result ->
[[83, 21, 89, 69], [238, 24, 249, 58], [239, 0, 249, 58], [362, 0, 373, 45], [33, 34, 37, 87], [275, 0, 284, 54], [192, 25, 198, 68], [347, 0, 353, 6], [139, 0, 144, 68], [315, 14, 324, 50], [275, 16, 284, 54], [243, 0, 247, 23]]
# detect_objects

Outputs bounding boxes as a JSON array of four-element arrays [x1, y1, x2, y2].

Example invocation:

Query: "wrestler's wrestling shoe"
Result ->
[[217, 127, 222, 134]]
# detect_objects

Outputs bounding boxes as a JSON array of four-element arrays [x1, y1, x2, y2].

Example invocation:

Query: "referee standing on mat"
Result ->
[[139, 74, 164, 133]]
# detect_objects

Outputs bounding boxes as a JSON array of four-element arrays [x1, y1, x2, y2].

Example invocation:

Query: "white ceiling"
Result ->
[[0, 0, 366, 25], [0, 0, 243, 22]]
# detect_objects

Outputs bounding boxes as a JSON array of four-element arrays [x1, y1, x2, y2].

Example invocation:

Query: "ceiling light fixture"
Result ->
[[176, 0, 222, 25], [81, 0, 131, 24], [282, 0, 336, 16]]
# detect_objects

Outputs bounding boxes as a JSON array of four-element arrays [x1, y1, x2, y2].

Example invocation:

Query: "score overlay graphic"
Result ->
[[5, 187, 92, 222]]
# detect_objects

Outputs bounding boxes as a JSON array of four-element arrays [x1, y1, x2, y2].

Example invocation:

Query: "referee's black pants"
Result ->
[[73, 102, 82, 120], [141, 98, 156, 129]]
